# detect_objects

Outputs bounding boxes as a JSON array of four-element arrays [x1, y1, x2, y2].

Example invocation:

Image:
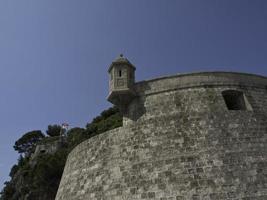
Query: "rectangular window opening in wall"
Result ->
[[119, 70, 122, 77], [40, 150, 46, 154], [222, 90, 252, 111]]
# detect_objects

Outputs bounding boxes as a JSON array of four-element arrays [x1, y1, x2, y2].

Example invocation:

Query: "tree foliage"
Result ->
[[13, 130, 45, 156], [86, 106, 122, 137], [0, 182, 15, 200], [46, 124, 62, 137], [66, 127, 87, 150], [1, 106, 122, 200]]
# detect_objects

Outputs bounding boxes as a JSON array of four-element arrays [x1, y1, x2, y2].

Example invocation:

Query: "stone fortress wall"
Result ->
[[56, 72, 267, 200]]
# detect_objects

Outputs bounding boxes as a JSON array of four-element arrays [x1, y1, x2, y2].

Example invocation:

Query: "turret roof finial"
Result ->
[[108, 53, 136, 72]]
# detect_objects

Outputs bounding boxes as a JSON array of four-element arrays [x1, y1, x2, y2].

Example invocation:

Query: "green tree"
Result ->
[[9, 165, 19, 178], [46, 124, 62, 137], [13, 130, 45, 156], [2, 106, 123, 200], [85, 106, 122, 137], [29, 148, 68, 199], [0, 181, 15, 200], [67, 128, 87, 150]]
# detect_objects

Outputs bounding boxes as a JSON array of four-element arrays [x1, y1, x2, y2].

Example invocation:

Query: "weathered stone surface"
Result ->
[[56, 72, 267, 200]]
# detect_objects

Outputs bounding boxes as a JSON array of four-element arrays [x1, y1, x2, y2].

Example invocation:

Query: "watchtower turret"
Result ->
[[107, 54, 136, 108]]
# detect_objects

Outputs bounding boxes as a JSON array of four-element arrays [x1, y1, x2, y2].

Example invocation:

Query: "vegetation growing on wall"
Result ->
[[0, 106, 122, 200]]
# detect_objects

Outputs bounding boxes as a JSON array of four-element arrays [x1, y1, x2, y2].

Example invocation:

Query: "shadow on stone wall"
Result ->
[[123, 82, 151, 122]]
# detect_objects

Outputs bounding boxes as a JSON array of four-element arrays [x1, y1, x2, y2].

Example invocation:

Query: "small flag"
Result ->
[[61, 123, 69, 129]]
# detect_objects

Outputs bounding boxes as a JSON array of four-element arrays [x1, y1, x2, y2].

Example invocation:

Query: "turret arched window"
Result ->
[[222, 90, 252, 111]]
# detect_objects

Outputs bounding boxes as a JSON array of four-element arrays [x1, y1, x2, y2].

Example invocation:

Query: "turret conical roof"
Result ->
[[108, 54, 135, 72]]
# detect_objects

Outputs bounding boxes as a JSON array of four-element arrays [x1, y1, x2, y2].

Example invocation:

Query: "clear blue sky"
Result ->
[[0, 0, 267, 189]]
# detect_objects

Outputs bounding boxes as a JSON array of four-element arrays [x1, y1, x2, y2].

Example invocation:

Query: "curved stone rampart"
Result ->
[[56, 72, 267, 200], [135, 72, 267, 95]]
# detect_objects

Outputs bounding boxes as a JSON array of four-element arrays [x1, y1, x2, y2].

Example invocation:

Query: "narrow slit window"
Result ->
[[118, 70, 122, 77], [222, 90, 252, 111]]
